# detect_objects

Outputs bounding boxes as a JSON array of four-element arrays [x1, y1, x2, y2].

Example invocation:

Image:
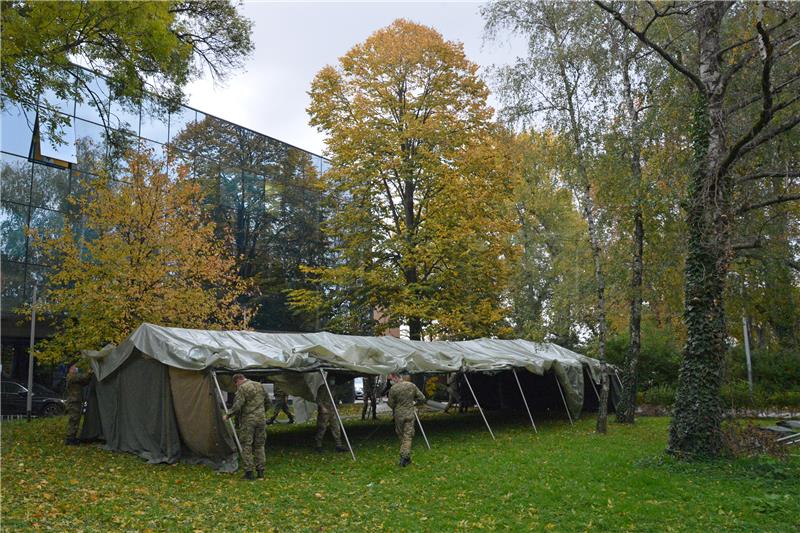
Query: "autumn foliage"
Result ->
[[30, 151, 255, 364]]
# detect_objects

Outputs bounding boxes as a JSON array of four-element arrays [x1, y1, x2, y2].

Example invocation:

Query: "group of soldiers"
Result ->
[[63, 365, 431, 478]]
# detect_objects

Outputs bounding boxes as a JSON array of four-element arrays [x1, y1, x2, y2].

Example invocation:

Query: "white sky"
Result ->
[[186, 1, 527, 156]]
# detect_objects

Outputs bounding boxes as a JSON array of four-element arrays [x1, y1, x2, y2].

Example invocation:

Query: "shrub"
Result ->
[[641, 385, 676, 406]]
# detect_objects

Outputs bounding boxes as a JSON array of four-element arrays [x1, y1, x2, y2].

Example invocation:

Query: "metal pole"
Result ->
[[210, 370, 243, 456], [320, 369, 356, 461], [589, 369, 601, 403], [414, 409, 431, 449], [26, 284, 38, 422], [742, 316, 753, 398], [463, 372, 495, 440], [554, 372, 574, 426], [512, 368, 537, 433]]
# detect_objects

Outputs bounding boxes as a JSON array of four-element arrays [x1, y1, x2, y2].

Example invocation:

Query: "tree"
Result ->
[[295, 19, 517, 339], [1, 0, 252, 136], [596, 0, 800, 457], [484, 1, 615, 432], [29, 150, 255, 364]]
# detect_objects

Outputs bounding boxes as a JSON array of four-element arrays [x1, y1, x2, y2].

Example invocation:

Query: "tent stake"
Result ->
[[414, 409, 431, 449], [210, 370, 243, 456], [554, 372, 574, 426], [319, 369, 356, 461], [512, 368, 537, 433], [463, 372, 495, 440]]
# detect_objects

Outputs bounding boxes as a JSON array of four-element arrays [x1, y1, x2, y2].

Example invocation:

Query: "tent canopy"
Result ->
[[90, 323, 601, 380]]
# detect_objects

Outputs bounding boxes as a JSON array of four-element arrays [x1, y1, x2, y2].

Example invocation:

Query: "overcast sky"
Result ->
[[186, 1, 527, 156]]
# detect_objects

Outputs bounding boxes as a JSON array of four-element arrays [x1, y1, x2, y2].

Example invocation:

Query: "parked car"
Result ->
[[1, 380, 66, 417], [354, 377, 364, 400]]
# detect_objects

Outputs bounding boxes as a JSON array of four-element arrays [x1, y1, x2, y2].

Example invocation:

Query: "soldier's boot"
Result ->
[[65, 437, 79, 445], [288, 416, 294, 424], [399, 455, 411, 467], [335, 445, 348, 453], [315, 445, 324, 453], [256, 468, 265, 479], [243, 470, 255, 480]]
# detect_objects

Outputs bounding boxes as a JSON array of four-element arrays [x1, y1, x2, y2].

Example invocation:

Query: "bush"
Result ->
[[725, 347, 800, 393], [605, 321, 682, 390], [641, 385, 676, 406]]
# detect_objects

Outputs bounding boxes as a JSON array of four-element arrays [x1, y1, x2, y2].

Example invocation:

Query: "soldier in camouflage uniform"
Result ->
[[387, 373, 426, 467], [361, 375, 378, 420], [267, 384, 294, 424], [64, 364, 92, 445], [443, 372, 461, 414], [315, 380, 347, 453], [223, 374, 268, 480]]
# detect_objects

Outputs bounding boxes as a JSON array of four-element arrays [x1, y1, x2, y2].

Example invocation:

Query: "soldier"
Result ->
[[443, 372, 461, 414], [387, 372, 426, 467], [64, 363, 92, 445], [223, 374, 268, 480], [267, 384, 294, 424], [361, 375, 378, 420], [315, 378, 347, 453]]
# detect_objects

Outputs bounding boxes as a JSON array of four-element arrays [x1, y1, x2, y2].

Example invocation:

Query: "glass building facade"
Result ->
[[1, 68, 330, 379]]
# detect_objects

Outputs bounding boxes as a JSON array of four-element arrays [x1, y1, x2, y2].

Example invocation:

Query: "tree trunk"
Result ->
[[668, 3, 729, 457], [617, 53, 644, 424]]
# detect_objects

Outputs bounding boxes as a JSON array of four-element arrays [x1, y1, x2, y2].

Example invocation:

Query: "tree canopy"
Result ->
[[0, 0, 253, 136], [294, 19, 518, 339], [29, 151, 255, 364]]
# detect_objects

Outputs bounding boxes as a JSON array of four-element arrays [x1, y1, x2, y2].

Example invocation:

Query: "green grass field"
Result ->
[[2, 412, 798, 532]]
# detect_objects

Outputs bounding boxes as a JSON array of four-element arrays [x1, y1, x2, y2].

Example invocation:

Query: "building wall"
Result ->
[[1, 68, 330, 360]]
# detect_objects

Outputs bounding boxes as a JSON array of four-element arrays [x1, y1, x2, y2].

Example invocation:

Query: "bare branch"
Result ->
[[594, 1, 705, 92], [737, 192, 800, 214], [718, 21, 776, 179], [737, 170, 800, 184]]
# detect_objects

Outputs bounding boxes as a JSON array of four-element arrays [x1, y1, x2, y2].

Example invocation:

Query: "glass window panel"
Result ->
[[27, 208, 64, 266], [0, 153, 32, 204], [166, 146, 191, 179], [74, 118, 109, 175], [0, 259, 27, 312], [168, 105, 197, 145], [106, 130, 139, 180], [31, 163, 70, 211], [1, 100, 36, 156], [38, 112, 77, 164], [219, 167, 241, 209], [0, 201, 30, 262], [140, 98, 169, 144], [75, 72, 110, 124], [39, 84, 75, 116], [109, 99, 140, 135], [320, 158, 331, 175], [138, 138, 167, 163], [27, 265, 52, 305]]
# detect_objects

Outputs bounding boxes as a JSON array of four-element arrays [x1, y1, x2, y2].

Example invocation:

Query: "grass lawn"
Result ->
[[2, 411, 798, 532]]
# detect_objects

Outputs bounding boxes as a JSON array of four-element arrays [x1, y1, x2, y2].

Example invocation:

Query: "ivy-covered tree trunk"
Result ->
[[668, 5, 729, 456]]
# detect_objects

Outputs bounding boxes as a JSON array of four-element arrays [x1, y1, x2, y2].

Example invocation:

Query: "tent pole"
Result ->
[[588, 368, 601, 403], [512, 368, 537, 433], [210, 370, 243, 456], [554, 372, 574, 426], [319, 369, 356, 461], [463, 372, 495, 440], [414, 409, 431, 450]]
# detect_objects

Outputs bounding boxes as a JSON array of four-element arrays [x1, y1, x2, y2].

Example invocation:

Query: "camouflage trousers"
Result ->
[[444, 389, 461, 412], [65, 402, 82, 439], [238, 419, 266, 472], [315, 407, 342, 447], [270, 398, 292, 420], [394, 415, 416, 458]]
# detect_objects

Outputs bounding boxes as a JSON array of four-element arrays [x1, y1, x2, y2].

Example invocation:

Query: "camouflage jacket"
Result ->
[[65, 371, 92, 405], [229, 380, 268, 422], [388, 381, 425, 419], [273, 385, 288, 403]]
